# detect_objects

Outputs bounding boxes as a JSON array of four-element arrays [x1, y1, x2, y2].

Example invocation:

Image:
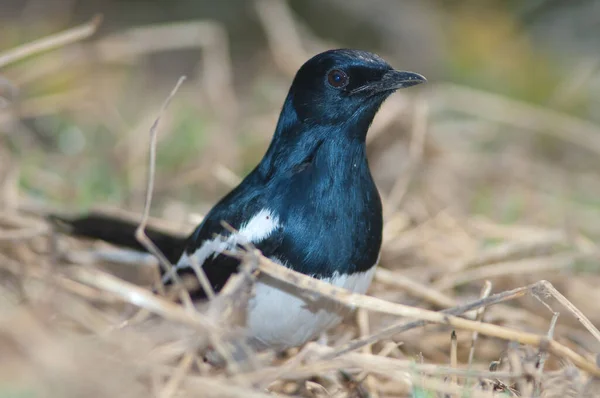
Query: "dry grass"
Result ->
[[2, 2, 600, 397]]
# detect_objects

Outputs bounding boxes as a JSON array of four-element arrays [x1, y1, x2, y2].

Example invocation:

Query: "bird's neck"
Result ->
[[257, 97, 378, 179]]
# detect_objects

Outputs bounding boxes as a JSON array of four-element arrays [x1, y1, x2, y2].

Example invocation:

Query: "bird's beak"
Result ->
[[378, 69, 427, 91], [350, 69, 426, 96]]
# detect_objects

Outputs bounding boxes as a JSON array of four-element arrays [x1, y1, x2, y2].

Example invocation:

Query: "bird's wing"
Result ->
[[167, 185, 283, 299]]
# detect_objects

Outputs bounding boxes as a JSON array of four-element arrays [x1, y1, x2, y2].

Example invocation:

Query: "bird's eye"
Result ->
[[327, 69, 349, 88]]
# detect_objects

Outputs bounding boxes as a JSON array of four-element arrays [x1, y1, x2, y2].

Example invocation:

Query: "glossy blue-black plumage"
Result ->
[[181, 49, 425, 297]]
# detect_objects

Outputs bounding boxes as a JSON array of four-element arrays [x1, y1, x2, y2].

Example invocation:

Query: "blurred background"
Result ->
[[2, 0, 600, 396], [2, 0, 599, 226]]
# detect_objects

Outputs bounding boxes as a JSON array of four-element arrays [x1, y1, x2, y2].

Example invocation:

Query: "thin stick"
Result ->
[[246, 344, 524, 385], [450, 330, 458, 387], [445, 232, 569, 273], [0, 15, 102, 68], [188, 255, 216, 300], [375, 267, 457, 309], [254, 254, 600, 376], [327, 284, 532, 359], [183, 375, 278, 398], [159, 352, 195, 398], [69, 263, 241, 374], [67, 265, 214, 331], [133, 76, 194, 310], [355, 308, 378, 397], [468, 281, 493, 366], [506, 342, 529, 396], [433, 252, 588, 290], [538, 312, 559, 375], [0, 213, 49, 241], [530, 287, 561, 396], [536, 280, 600, 344]]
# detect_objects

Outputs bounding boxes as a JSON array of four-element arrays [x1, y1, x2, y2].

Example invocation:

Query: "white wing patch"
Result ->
[[238, 209, 280, 243], [169, 209, 280, 281]]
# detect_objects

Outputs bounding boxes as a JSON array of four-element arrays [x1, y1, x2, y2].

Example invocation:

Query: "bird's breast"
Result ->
[[274, 155, 382, 277], [246, 265, 377, 350]]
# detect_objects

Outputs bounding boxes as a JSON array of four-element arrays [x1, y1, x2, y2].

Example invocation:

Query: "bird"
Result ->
[[54, 49, 426, 351]]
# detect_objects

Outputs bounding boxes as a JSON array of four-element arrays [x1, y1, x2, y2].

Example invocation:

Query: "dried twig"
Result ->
[[252, 254, 600, 376], [450, 330, 458, 387], [375, 267, 457, 309], [159, 352, 195, 398], [0, 15, 102, 68], [246, 343, 525, 390], [328, 284, 533, 359], [67, 265, 214, 331], [0, 212, 49, 241], [535, 280, 600, 344], [133, 76, 193, 308], [538, 311, 559, 375], [468, 281, 493, 366], [433, 252, 591, 290], [446, 232, 570, 273]]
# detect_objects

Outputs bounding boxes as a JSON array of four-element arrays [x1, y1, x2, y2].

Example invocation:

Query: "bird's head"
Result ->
[[288, 49, 426, 128]]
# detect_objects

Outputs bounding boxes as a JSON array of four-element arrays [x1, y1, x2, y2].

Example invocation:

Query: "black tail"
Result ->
[[49, 212, 188, 264]]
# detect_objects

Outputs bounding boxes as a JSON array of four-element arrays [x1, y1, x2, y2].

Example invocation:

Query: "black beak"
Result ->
[[349, 69, 426, 96], [378, 69, 427, 91]]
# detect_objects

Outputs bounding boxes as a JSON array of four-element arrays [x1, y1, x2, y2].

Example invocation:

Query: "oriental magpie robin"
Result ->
[[56, 49, 426, 350]]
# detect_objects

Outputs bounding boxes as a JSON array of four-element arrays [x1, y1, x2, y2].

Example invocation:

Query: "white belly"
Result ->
[[176, 209, 379, 350], [246, 266, 376, 350]]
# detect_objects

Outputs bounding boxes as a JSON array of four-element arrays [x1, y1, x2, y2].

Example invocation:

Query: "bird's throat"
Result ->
[[258, 100, 377, 182]]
